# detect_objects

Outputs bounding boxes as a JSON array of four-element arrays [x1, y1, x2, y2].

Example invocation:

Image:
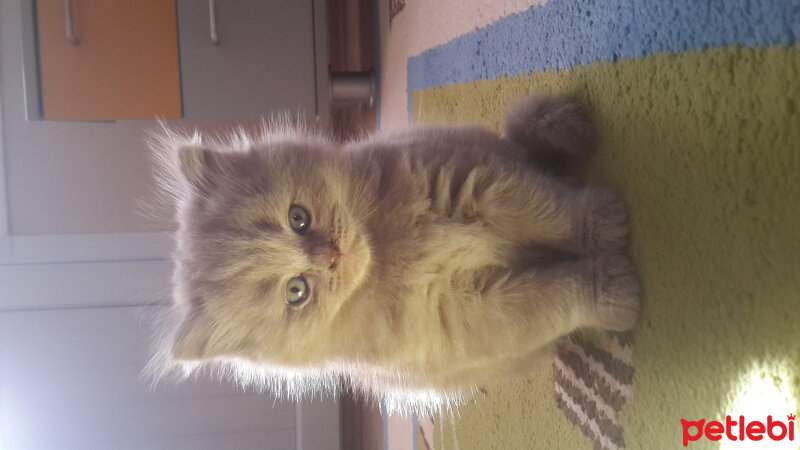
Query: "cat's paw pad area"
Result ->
[[583, 189, 630, 254], [592, 254, 641, 331]]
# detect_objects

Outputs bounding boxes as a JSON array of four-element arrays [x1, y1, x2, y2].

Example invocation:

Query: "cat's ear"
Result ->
[[177, 145, 228, 190]]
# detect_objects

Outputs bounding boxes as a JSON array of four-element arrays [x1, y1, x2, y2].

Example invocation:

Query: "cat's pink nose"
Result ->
[[324, 246, 342, 270]]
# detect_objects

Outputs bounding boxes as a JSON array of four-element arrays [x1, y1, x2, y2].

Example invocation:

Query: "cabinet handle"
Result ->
[[209, 0, 219, 45], [64, 0, 78, 45]]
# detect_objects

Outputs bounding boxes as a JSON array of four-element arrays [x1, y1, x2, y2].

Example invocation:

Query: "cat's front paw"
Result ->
[[591, 254, 641, 331], [583, 188, 630, 254]]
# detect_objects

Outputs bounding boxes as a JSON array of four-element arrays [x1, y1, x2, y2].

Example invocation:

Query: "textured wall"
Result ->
[[406, 0, 800, 448]]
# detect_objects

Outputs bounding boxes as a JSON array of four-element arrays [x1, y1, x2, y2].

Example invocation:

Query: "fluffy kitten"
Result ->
[[149, 96, 640, 415]]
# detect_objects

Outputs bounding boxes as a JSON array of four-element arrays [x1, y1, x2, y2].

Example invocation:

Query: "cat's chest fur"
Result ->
[[343, 144, 527, 366], [365, 146, 519, 279]]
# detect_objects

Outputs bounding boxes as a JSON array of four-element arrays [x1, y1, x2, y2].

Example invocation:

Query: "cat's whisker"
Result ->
[[357, 205, 379, 224]]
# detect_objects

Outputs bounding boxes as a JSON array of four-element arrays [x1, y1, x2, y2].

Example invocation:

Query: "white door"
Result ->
[[0, 306, 296, 450]]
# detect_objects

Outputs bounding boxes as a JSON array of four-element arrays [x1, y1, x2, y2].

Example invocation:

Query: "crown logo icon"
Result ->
[[789, 413, 796, 421]]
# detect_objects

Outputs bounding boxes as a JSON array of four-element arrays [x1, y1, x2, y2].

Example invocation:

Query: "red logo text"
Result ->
[[681, 414, 796, 447]]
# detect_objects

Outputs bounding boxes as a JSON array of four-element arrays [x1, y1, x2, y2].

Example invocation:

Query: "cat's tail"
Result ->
[[504, 95, 596, 167]]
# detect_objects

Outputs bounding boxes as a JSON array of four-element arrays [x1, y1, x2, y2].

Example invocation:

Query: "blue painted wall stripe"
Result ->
[[407, 0, 800, 115]]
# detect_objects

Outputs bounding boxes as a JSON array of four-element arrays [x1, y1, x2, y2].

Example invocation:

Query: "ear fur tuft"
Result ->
[[177, 145, 212, 188]]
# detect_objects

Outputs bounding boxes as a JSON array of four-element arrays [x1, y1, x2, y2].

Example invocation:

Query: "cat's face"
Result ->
[[169, 140, 375, 366]]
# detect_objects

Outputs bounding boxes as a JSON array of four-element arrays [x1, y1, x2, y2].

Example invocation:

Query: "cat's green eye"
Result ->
[[288, 205, 310, 234], [285, 276, 309, 305]]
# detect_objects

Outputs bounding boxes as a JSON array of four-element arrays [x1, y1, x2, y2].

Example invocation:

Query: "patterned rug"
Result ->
[[555, 332, 634, 450]]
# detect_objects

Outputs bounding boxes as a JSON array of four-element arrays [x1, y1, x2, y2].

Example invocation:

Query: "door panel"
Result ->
[[177, 0, 317, 119], [36, 0, 182, 120]]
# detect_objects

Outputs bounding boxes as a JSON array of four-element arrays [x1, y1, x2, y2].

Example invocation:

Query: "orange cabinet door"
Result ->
[[36, 0, 182, 120]]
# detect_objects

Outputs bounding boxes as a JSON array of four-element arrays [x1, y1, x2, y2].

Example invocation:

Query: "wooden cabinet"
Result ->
[[22, 0, 329, 121], [35, 0, 182, 120]]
